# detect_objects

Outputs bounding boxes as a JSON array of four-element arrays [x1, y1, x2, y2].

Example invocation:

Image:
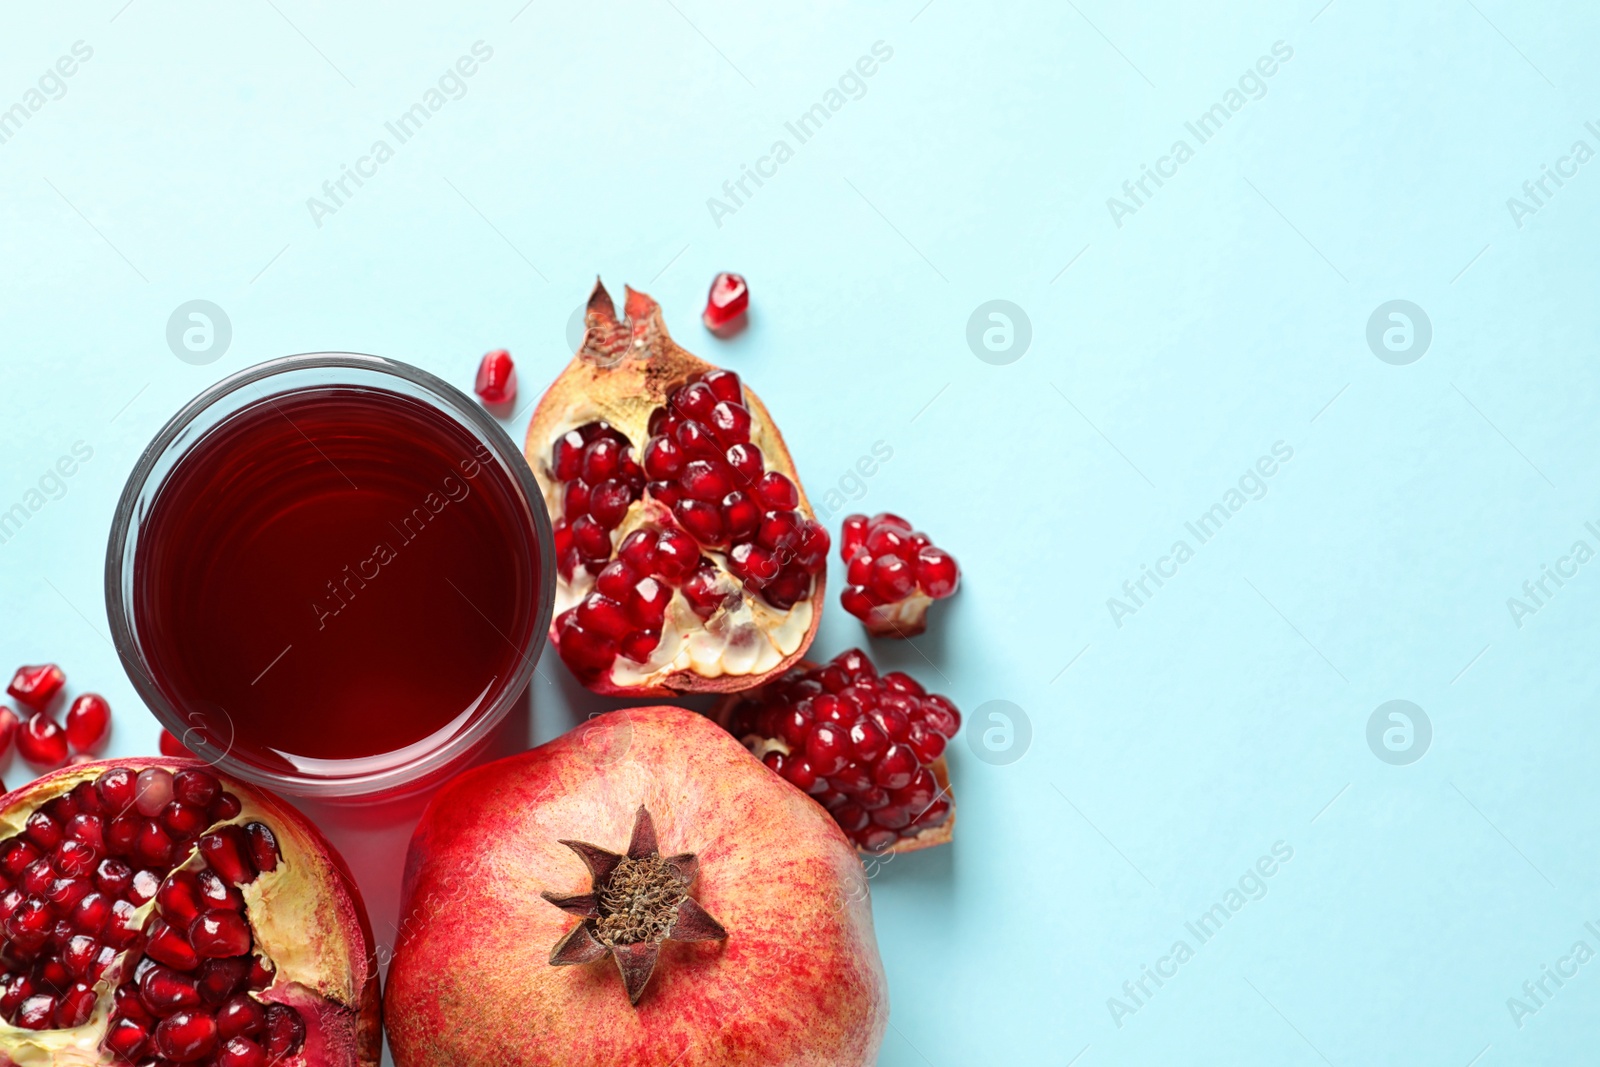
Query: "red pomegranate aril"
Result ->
[[17, 713, 66, 767], [14, 993, 56, 1030], [869, 555, 917, 601], [674, 418, 721, 459], [680, 567, 726, 620], [872, 804, 914, 831], [674, 498, 725, 544], [159, 729, 196, 758], [913, 797, 952, 829], [196, 869, 245, 913], [805, 724, 851, 777], [141, 963, 202, 1015], [0, 707, 17, 759], [0, 841, 37, 879], [893, 768, 938, 812], [652, 529, 697, 580], [24, 811, 61, 850], [906, 720, 947, 762], [619, 630, 661, 664], [135, 768, 175, 817], [106, 1015, 150, 1057], [828, 763, 874, 796], [211, 793, 242, 821], [755, 471, 798, 511], [729, 543, 779, 588], [618, 529, 657, 572], [702, 271, 749, 330], [130, 868, 162, 905], [848, 719, 889, 763], [146, 916, 201, 971], [162, 800, 209, 839], [243, 822, 280, 874], [158, 871, 204, 926], [94, 857, 132, 897], [569, 515, 611, 561], [70, 890, 111, 935], [552, 429, 586, 480], [722, 491, 760, 540], [681, 459, 734, 503], [247, 955, 274, 991], [173, 769, 220, 808], [219, 1034, 270, 1067], [96, 767, 138, 813], [915, 547, 959, 597], [581, 437, 622, 483], [156, 1008, 219, 1061], [779, 756, 819, 793], [857, 787, 891, 811], [577, 594, 633, 641], [136, 822, 176, 867], [701, 367, 743, 403], [870, 707, 909, 742], [21, 860, 54, 897], [0, 974, 33, 1014], [562, 479, 592, 521], [53, 839, 97, 878], [725, 442, 763, 486], [871, 745, 917, 791], [857, 826, 898, 853], [62, 933, 99, 977], [672, 381, 718, 421], [66, 812, 106, 850], [64, 693, 110, 753], [197, 957, 250, 1006], [7, 665, 64, 710], [641, 435, 684, 480], [589, 480, 635, 529], [841, 514, 870, 555], [473, 349, 517, 405], [707, 401, 751, 445], [191, 908, 252, 957], [264, 1003, 307, 1056], [554, 614, 616, 674], [833, 803, 870, 833], [627, 578, 671, 627]]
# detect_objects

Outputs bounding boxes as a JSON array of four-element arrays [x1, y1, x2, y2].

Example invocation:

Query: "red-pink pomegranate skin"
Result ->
[[384, 706, 887, 1067]]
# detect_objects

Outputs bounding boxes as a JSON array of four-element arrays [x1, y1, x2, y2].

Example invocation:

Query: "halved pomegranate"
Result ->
[[713, 648, 957, 855], [525, 281, 827, 695], [0, 759, 379, 1066], [385, 705, 886, 1066]]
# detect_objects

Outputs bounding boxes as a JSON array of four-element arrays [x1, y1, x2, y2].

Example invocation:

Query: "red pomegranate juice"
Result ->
[[134, 387, 540, 779]]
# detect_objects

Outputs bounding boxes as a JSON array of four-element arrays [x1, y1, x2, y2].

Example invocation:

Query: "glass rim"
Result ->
[[104, 352, 554, 799]]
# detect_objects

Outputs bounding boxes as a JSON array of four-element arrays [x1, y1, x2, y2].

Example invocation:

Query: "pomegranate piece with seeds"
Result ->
[[7, 665, 64, 710], [838, 512, 960, 637], [701, 271, 749, 332], [714, 648, 959, 855], [526, 280, 825, 696], [473, 348, 517, 406], [0, 759, 380, 1065]]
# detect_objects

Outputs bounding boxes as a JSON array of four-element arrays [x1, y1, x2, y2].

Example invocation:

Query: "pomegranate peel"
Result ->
[[385, 705, 887, 1067], [542, 805, 726, 1005], [526, 280, 825, 696]]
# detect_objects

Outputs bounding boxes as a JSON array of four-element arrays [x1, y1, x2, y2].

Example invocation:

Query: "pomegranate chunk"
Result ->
[[838, 513, 960, 637], [529, 282, 827, 696], [7, 665, 64, 710], [717, 648, 959, 854], [701, 271, 749, 331], [473, 348, 517, 405], [0, 760, 378, 1065]]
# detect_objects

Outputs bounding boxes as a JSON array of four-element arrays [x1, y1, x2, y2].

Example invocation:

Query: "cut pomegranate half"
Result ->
[[839, 512, 960, 637], [525, 281, 826, 696], [0, 759, 380, 1066], [712, 649, 958, 855]]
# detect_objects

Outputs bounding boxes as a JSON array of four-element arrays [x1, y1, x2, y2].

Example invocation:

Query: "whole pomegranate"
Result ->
[[0, 759, 380, 1066], [525, 281, 828, 697], [385, 706, 886, 1067]]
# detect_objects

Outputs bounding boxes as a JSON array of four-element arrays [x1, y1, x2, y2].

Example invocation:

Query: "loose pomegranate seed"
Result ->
[[7, 665, 64, 710], [16, 713, 67, 767], [473, 348, 517, 405], [159, 728, 197, 758], [722, 649, 959, 852], [837, 513, 960, 637], [64, 693, 110, 753], [702, 271, 749, 331], [0, 706, 18, 758]]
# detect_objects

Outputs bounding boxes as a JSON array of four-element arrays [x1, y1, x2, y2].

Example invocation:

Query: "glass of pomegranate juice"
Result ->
[[106, 354, 554, 798]]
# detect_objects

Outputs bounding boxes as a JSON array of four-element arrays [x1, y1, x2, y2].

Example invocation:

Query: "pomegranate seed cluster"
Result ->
[[4, 664, 113, 774], [724, 650, 958, 853], [0, 765, 304, 1065], [839, 513, 959, 626], [550, 369, 828, 678]]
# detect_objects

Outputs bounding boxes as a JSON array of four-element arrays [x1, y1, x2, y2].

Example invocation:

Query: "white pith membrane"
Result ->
[[0, 764, 361, 1066], [529, 282, 824, 693]]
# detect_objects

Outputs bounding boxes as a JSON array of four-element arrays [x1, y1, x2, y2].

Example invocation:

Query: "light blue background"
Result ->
[[3, 1, 1599, 1063]]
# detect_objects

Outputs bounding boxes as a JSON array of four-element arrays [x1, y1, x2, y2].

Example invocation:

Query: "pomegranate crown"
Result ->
[[541, 805, 726, 1005], [576, 279, 671, 369]]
